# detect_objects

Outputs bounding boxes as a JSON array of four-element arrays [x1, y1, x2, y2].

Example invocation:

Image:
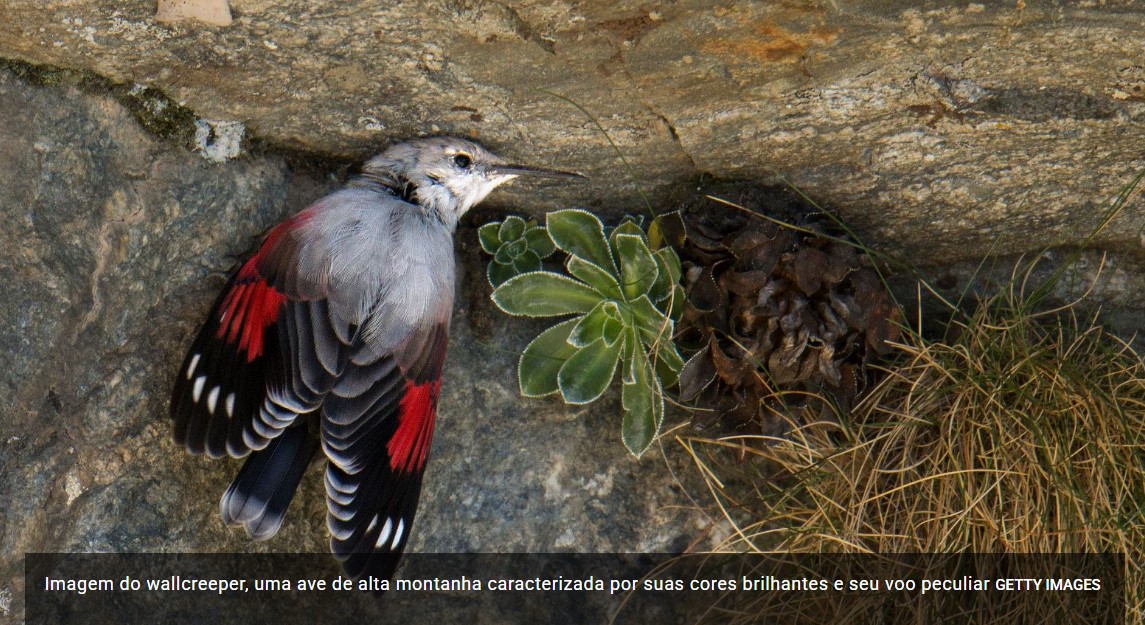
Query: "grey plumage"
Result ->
[[171, 136, 583, 582]]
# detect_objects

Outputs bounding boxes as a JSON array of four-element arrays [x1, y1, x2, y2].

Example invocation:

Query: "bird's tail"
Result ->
[[220, 424, 319, 541]]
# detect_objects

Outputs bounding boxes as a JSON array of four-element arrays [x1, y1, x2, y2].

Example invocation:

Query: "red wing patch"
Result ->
[[386, 380, 440, 473], [212, 210, 313, 362], [216, 261, 287, 362]]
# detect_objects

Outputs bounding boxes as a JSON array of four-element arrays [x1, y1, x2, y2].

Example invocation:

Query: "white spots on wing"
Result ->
[[391, 518, 405, 550], [225, 392, 236, 418], [206, 386, 221, 415], [366, 515, 378, 534], [192, 376, 206, 403], [374, 517, 393, 550], [186, 353, 201, 380]]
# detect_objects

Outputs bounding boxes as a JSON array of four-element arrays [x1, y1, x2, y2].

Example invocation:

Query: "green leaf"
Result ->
[[646, 218, 663, 250], [566, 256, 623, 299], [630, 294, 673, 342], [547, 209, 616, 273], [658, 340, 685, 372], [492, 272, 601, 317], [610, 219, 644, 243], [557, 338, 622, 404], [524, 226, 557, 258], [649, 246, 682, 303], [621, 348, 663, 458], [511, 249, 542, 274], [653, 355, 679, 388], [499, 215, 526, 243], [628, 294, 681, 383], [614, 234, 658, 299], [478, 222, 502, 254], [494, 238, 527, 264], [650, 334, 682, 366], [644, 340, 683, 386], [601, 316, 624, 347], [569, 300, 623, 347], [650, 341, 685, 387], [487, 261, 516, 287], [518, 318, 581, 397], [627, 293, 682, 385], [621, 325, 640, 385]]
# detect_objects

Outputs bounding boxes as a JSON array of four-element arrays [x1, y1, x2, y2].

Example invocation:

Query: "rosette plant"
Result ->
[[489, 209, 685, 456], [477, 215, 557, 286]]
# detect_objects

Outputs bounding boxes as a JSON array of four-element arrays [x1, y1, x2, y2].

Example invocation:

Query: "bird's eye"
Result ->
[[453, 153, 472, 169]]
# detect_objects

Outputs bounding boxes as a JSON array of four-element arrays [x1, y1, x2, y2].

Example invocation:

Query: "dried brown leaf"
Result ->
[[721, 269, 770, 297], [815, 344, 842, 386], [818, 300, 847, 341], [797, 350, 820, 382], [824, 242, 859, 284], [720, 386, 758, 428], [687, 264, 724, 312], [755, 278, 787, 317], [768, 334, 807, 385], [679, 344, 718, 401], [829, 290, 870, 332], [710, 340, 747, 386], [793, 247, 829, 295], [656, 211, 687, 248], [851, 268, 882, 307]]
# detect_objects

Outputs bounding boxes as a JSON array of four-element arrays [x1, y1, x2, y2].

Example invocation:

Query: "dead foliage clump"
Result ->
[[674, 188, 900, 439]]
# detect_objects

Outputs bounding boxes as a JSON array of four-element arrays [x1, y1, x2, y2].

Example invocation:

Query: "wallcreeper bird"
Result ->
[[170, 137, 583, 581]]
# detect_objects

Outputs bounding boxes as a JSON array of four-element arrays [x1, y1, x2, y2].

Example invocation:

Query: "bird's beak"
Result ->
[[490, 163, 588, 180]]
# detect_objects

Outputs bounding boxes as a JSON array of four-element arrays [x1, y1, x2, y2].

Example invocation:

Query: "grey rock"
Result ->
[[1, 1, 1144, 265], [0, 69, 710, 623]]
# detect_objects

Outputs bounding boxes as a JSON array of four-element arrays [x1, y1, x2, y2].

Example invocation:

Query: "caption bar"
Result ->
[[25, 552, 1124, 625]]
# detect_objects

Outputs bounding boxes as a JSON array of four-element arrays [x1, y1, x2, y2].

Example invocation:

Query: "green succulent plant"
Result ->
[[477, 215, 557, 286], [489, 209, 685, 457]]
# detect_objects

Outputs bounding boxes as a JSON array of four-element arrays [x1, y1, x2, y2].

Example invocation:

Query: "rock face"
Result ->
[[1, 1, 1143, 264], [4, 1, 1145, 620], [0, 69, 708, 622]]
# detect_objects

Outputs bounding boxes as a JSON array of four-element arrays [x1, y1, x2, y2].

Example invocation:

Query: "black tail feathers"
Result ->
[[220, 425, 319, 541]]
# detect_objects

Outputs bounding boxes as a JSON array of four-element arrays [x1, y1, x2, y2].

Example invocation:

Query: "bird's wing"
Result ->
[[171, 209, 350, 459], [322, 320, 449, 580]]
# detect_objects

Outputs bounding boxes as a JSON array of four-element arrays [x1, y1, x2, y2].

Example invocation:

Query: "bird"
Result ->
[[169, 136, 584, 582]]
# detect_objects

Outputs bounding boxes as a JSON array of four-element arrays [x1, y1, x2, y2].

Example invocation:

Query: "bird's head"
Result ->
[[361, 137, 585, 226]]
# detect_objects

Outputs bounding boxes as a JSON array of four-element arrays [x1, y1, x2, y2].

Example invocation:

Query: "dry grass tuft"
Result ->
[[677, 169, 1145, 623], [681, 276, 1145, 621]]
